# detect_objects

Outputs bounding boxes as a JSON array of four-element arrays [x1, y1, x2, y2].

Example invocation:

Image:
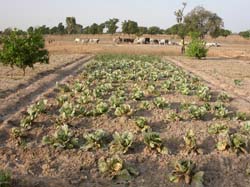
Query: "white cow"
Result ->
[[159, 39, 169, 45], [74, 38, 81, 43], [81, 39, 89, 44], [134, 37, 146, 44], [89, 39, 100, 44], [206, 42, 221, 47]]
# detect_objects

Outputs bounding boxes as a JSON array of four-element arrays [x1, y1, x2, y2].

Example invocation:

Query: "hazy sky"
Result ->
[[0, 0, 249, 32]]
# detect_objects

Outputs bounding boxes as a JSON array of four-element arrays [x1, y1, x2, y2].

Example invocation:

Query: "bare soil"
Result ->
[[1, 56, 250, 187]]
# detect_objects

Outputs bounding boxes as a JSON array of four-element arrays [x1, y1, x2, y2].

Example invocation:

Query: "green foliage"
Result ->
[[208, 124, 229, 135], [105, 18, 119, 34], [239, 30, 250, 39], [135, 117, 151, 132], [42, 125, 78, 149], [185, 38, 208, 59], [197, 85, 211, 101], [98, 155, 139, 180], [166, 111, 183, 122], [143, 132, 168, 154], [183, 130, 202, 154], [114, 104, 132, 116], [240, 121, 250, 135], [65, 17, 82, 34], [213, 103, 229, 119], [169, 160, 204, 186], [94, 102, 109, 116], [110, 132, 134, 153], [82, 129, 108, 150], [122, 20, 139, 35], [153, 97, 169, 109], [217, 92, 231, 102], [0, 30, 49, 75], [216, 132, 247, 154], [188, 105, 207, 120], [0, 169, 11, 187], [234, 112, 247, 121]]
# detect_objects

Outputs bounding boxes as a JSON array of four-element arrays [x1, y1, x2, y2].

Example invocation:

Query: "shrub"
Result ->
[[185, 39, 208, 59], [0, 30, 49, 75]]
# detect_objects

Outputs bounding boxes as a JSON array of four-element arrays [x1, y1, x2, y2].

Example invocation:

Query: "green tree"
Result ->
[[57, 22, 65, 34], [137, 27, 148, 36], [105, 18, 119, 34], [122, 20, 139, 35], [219, 29, 231, 37], [173, 2, 188, 54], [0, 30, 49, 75], [147, 26, 162, 35], [239, 30, 250, 39], [184, 6, 224, 38], [66, 17, 78, 34], [89, 23, 100, 34], [27, 26, 34, 33]]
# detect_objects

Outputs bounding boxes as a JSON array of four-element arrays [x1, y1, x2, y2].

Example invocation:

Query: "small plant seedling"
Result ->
[[56, 82, 71, 93], [0, 169, 11, 187], [240, 121, 250, 135], [217, 92, 231, 102], [169, 160, 204, 186], [234, 79, 242, 86], [82, 129, 108, 150], [188, 105, 207, 120], [139, 101, 151, 110], [42, 124, 78, 149], [109, 95, 125, 108], [143, 132, 168, 154], [213, 103, 229, 119], [197, 85, 211, 101], [59, 101, 76, 120], [135, 117, 151, 132], [153, 97, 170, 109], [216, 132, 247, 154], [183, 130, 202, 155], [98, 155, 139, 180], [110, 132, 134, 153], [233, 112, 248, 121], [132, 89, 144, 100], [93, 102, 109, 116], [208, 123, 229, 135], [114, 104, 132, 116], [166, 111, 183, 122]]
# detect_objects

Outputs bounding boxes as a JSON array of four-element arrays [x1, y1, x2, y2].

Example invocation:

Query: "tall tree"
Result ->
[[57, 23, 65, 34], [66, 17, 77, 34], [105, 18, 119, 34], [122, 20, 139, 35], [184, 6, 224, 39], [174, 2, 188, 54], [147, 26, 162, 35]]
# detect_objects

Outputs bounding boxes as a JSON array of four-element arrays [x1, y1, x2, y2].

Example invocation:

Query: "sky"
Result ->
[[0, 0, 249, 33]]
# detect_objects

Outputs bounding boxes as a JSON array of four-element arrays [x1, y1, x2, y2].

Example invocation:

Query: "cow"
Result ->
[[134, 37, 146, 44], [206, 42, 221, 47], [159, 39, 169, 45], [89, 39, 100, 44], [169, 41, 179, 45], [150, 39, 159, 45], [81, 39, 89, 44], [123, 38, 134, 43], [74, 38, 81, 43], [113, 37, 122, 44]]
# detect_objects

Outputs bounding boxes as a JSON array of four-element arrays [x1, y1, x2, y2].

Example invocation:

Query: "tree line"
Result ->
[[0, 15, 234, 37]]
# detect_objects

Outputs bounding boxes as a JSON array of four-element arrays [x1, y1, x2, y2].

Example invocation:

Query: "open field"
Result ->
[[0, 35, 250, 187]]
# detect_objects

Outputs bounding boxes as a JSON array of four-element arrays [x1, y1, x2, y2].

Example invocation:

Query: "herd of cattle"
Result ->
[[73, 37, 221, 47]]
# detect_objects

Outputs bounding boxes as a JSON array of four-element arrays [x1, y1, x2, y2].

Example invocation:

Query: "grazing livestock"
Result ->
[[89, 39, 100, 44], [150, 39, 159, 45], [206, 42, 221, 47], [134, 37, 146, 44], [81, 39, 89, 44], [169, 41, 179, 46], [74, 38, 81, 43], [159, 39, 169, 45], [113, 37, 122, 44], [123, 38, 134, 43]]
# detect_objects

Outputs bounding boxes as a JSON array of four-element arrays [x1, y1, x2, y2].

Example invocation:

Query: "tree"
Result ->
[[147, 26, 162, 35], [66, 17, 78, 34], [105, 18, 119, 34], [137, 27, 148, 36], [0, 30, 49, 75], [2, 28, 12, 35], [122, 20, 139, 35], [27, 26, 34, 33], [37, 25, 50, 35], [57, 23, 65, 34], [239, 30, 250, 39], [219, 29, 231, 37], [184, 6, 224, 38], [173, 2, 188, 54]]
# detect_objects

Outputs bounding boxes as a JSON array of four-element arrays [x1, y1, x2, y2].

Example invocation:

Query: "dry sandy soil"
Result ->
[[0, 35, 250, 187]]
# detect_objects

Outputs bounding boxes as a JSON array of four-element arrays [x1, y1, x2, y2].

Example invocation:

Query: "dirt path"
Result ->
[[0, 55, 93, 124], [165, 56, 250, 112]]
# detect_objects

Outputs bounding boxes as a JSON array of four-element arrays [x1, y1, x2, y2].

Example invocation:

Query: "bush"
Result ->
[[0, 29, 49, 75], [185, 39, 208, 59]]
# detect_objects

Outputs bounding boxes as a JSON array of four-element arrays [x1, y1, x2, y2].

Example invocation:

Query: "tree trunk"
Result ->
[[181, 37, 185, 54], [23, 68, 26, 76]]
